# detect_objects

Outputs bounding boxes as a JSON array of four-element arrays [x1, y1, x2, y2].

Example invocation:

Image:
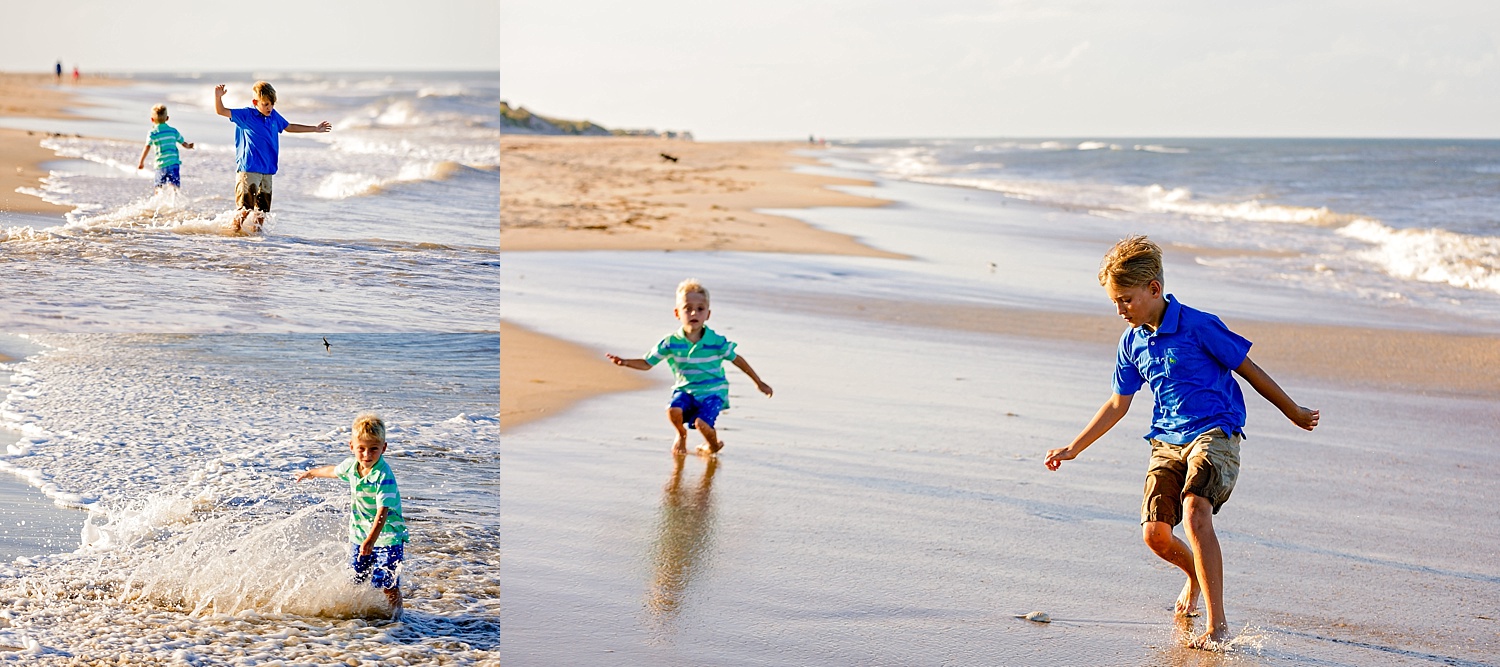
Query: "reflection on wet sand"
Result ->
[[645, 455, 719, 632]]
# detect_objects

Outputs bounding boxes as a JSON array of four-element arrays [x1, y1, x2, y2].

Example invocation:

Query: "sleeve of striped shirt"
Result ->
[[723, 339, 737, 362], [333, 457, 356, 482], [642, 337, 670, 367]]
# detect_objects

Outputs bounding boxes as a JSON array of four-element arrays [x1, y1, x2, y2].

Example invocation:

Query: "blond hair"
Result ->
[[352, 413, 386, 445], [151, 104, 168, 123], [252, 80, 277, 105], [676, 278, 709, 306], [1099, 235, 1163, 288]]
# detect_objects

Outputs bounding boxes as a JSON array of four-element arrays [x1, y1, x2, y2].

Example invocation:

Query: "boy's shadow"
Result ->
[[644, 455, 720, 632]]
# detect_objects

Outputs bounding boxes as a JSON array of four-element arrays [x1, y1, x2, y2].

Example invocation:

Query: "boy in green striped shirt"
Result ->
[[297, 413, 408, 619], [608, 278, 774, 456], [135, 104, 194, 193]]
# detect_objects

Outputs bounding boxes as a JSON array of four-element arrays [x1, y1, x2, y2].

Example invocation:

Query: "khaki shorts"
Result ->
[[1141, 428, 1241, 527], [236, 171, 274, 212]]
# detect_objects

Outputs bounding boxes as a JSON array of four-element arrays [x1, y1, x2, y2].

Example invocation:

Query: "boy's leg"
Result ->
[[1141, 521, 1199, 616], [384, 586, 403, 620], [1178, 428, 1241, 648], [692, 396, 725, 454], [666, 407, 689, 455], [1183, 494, 1228, 646], [694, 418, 723, 454], [1141, 438, 1199, 616]]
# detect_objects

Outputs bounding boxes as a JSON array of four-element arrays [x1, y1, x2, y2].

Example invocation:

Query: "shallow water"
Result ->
[[0, 333, 498, 663], [501, 173, 1500, 665], [0, 71, 498, 331]]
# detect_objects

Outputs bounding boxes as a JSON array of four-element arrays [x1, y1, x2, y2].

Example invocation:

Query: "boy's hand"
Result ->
[[606, 354, 625, 366], [359, 542, 374, 557], [1044, 446, 1077, 471], [756, 381, 773, 397], [136, 161, 145, 170], [294, 470, 312, 482], [1290, 406, 1320, 431], [315, 121, 332, 133], [184, 142, 194, 150], [214, 84, 226, 98]]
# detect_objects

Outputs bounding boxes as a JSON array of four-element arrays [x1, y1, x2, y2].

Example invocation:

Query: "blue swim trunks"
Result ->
[[669, 390, 724, 430], [349, 543, 404, 590], [154, 164, 181, 188]]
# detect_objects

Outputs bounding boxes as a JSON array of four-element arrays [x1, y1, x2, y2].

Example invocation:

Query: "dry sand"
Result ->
[[500, 321, 656, 431], [0, 72, 116, 216], [501, 136, 899, 257]]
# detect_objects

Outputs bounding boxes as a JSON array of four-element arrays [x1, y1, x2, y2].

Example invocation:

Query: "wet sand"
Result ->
[[0, 72, 113, 216]]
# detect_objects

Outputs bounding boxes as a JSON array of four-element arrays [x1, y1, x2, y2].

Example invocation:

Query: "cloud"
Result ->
[[992, 40, 1092, 78]]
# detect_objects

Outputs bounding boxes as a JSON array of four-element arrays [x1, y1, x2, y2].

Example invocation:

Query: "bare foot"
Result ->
[[1188, 624, 1230, 651], [1174, 577, 1200, 617], [696, 439, 724, 455], [672, 434, 688, 456]]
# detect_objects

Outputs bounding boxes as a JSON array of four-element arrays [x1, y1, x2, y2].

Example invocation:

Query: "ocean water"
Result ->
[[825, 138, 1500, 324], [0, 333, 498, 663], [0, 71, 498, 330]]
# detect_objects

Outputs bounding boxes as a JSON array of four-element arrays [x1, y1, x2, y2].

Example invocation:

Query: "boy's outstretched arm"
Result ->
[[295, 465, 338, 481], [730, 355, 773, 397], [286, 121, 333, 133], [1235, 356, 1319, 430], [605, 354, 652, 371], [1045, 393, 1133, 470], [213, 84, 231, 118]]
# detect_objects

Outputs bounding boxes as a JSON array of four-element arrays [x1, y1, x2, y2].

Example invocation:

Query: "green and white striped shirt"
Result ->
[[334, 456, 408, 546], [148, 123, 185, 169], [644, 326, 739, 406]]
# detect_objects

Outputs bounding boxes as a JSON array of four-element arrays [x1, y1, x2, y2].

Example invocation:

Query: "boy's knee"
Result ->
[[1182, 494, 1215, 529], [1141, 521, 1175, 551]]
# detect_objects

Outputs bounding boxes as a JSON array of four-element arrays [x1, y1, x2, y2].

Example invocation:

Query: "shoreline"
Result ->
[[0, 72, 117, 217]]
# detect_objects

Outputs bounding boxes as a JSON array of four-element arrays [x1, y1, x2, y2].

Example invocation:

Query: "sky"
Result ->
[[501, 0, 1500, 140], [0, 1, 499, 72]]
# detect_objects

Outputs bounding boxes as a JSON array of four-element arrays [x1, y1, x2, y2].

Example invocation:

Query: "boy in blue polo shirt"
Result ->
[[213, 81, 332, 234], [1044, 235, 1319, 650], [135, 104, 194, 193], [607, 278, 773, 456]]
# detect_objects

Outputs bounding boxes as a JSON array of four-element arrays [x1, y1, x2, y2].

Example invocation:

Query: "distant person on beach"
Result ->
[[136, 104, 194, 192], [213, 80, 332, 233], [607, 278, 774, 456], [1044, 235, 1318, 650], [71, 66, 79, 84], [55, 61, 62, 83], [296, 413, 407, 619]]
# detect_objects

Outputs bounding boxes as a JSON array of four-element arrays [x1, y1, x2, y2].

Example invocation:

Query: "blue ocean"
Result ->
[[825, 137, 1500, 324]]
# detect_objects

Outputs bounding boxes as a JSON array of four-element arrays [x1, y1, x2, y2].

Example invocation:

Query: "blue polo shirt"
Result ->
[[229, 107, 291, 174], [1113, 294, 1252, 445]]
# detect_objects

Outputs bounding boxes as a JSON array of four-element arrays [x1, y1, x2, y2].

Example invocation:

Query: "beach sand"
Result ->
[[501, 136, 899, 257], [501, 321, 655, 431], [0, 72, 114, 216]]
